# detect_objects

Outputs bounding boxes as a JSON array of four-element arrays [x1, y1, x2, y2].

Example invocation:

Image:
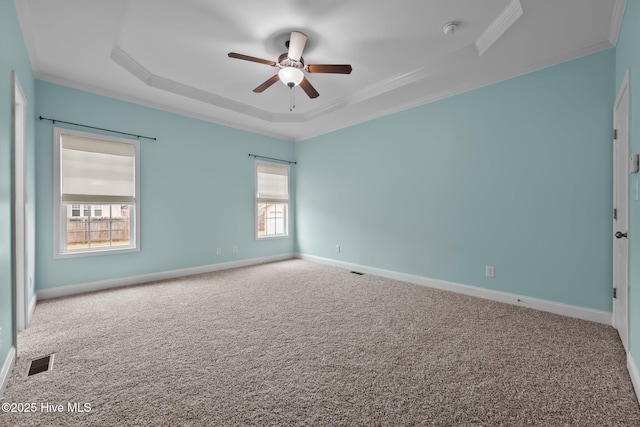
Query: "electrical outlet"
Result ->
[[233, 245, 238, 253], [486, 266, 495, 278], [335, 245, 341, 253], [216, 248, 222, 255]]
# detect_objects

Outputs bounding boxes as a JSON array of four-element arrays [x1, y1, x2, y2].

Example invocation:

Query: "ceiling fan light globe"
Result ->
[[278, 67, 304, 87]]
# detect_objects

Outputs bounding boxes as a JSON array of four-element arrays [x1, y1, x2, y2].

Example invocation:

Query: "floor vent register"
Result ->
[[27, 354, 54, 376]]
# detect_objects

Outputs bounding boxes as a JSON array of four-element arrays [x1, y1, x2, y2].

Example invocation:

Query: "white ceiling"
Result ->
[[15, 0, 626, 142]]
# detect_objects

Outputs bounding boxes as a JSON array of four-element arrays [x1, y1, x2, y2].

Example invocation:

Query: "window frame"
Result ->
[[53, 127, 140, 259], [255, 160, 290, 240]]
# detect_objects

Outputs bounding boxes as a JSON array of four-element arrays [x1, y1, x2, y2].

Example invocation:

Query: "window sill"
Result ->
[[256, 235, 289, 241], [54, 245, 139, 260]]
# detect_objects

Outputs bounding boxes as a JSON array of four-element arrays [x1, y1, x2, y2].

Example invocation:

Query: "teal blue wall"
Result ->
[[616, 0, 640, 377], [0, 0, 36, 362], [2, 0, 634, 401], [35, 81, 294, 289], [4, 0, 625, 360], [295, 49, 615, 312]]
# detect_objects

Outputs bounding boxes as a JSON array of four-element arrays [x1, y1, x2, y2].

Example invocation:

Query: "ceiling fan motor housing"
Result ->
[[278, 53, 304, 69]]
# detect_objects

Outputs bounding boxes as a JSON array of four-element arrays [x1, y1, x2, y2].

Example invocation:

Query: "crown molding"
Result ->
[[608, 0, 627, 46], [111, 44, 479, 128], [303, 45, 476, 122], [40, 37, 612, 144], [476, 0, 523, 56], [13, 0, 41, 75], [111, 46, 279, 122], [294, 39, 613, 142], [35, 72, 297, 142], [13, 0, 624, 143]]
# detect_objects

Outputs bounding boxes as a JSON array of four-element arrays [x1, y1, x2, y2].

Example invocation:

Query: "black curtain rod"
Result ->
[[39, 116, 157, 141], [248, 154, 296, 164]]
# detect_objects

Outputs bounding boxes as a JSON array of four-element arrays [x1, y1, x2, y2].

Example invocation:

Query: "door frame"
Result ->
[[613, 71, 630, 351], [11, 71, 28, 340]]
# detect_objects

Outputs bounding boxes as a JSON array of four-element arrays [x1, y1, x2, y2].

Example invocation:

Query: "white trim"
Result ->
[[13, 1, 40, 75], [296, 253, 612, 325], [476, 0, 523, 56], [294, 40, 613, 143], [628, 352, 640, 406], [615, 71, 630, 109], [608, 0, 628, 46], [35, 73, 298, 142], [12, 72, 28, 334], [255, 160, 290, 240], [36, 36, 612, 144], [36, 253, 294, 300], [52, 127, 141, 259], [0, 347, 16, 399], [27, 294, 36, 327], [111, 46, 276, 122]]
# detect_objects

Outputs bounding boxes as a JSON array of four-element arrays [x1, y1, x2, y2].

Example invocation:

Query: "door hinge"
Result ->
[[614, 129, 618, 140], [614, 208, 618, 220], [613, 287, 617, 299]]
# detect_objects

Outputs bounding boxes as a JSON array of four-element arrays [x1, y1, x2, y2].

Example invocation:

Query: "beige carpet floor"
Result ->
[[1, 259, 639, 426]]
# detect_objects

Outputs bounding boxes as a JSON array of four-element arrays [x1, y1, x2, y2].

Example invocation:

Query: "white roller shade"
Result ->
[[61, 133, 136, 204], [256, 162, 289, 203]]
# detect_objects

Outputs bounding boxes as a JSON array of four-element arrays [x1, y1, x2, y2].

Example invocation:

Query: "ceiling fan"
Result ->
[[228, 31, 352, 99]]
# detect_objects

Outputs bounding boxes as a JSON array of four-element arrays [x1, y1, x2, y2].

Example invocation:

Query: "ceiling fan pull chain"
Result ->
[[289, 86, 294, 111]]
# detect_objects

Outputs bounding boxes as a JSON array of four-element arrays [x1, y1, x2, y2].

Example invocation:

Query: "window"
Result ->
[[255, 161, 289, 238], [53, 127, 140, 258], [65, 204, 130, 249]]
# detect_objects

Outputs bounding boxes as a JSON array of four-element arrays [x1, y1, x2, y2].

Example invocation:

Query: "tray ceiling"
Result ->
[[15, 0, 626, 141]]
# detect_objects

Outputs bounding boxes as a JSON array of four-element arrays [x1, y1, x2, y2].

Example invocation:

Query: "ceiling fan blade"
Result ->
[[228, 52, 276, 67], [253, 74, 280, 93], [299, 77, 319, 99], [287, 31, 307, 61], [307, 64, 353, 74]]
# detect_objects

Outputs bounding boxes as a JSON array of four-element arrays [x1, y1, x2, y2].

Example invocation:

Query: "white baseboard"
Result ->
[[37, 253, 294, 300], [628, 352, 640, 406], [35, 252, 613, 325], [0, 346, 16, 399], [296, 253, 612, 325], [26, 294, 36, 327]]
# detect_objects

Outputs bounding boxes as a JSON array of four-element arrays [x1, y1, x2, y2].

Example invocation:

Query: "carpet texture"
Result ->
[[1, 259, 639, 426]]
